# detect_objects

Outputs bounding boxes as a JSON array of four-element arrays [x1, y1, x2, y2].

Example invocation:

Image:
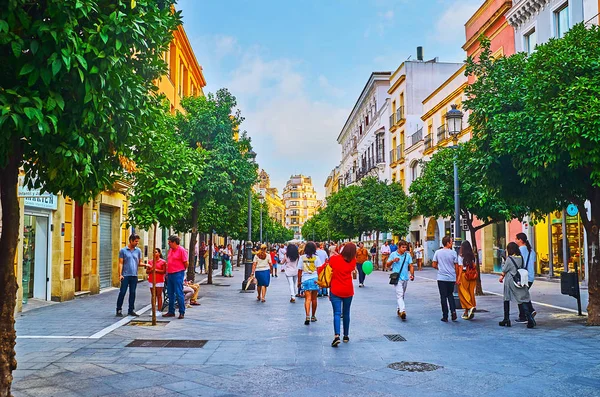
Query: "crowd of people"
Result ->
[[114, 231, 538, 341]]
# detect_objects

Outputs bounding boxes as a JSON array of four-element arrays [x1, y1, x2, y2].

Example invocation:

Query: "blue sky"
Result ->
[[177, 0, 481, 197]]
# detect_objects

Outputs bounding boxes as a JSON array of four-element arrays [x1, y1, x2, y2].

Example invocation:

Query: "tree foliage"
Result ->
[[464, 24, 600, 323]]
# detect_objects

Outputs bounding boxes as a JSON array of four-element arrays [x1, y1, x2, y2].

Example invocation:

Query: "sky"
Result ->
[[177, 0, 482, 198]]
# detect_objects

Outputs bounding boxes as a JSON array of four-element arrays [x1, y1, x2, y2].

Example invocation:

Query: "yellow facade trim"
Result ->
[[390, 62, 405, 81], [422, 65, 466, 105], [421, 83, 468, 122], [388, 75, 406, 94]]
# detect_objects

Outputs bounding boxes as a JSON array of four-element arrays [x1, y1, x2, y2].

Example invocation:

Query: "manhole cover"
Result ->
[[384, 334, 406, 342], [388, 362, 442, 372], [126, 339, 207, 348], [127, 321, 169, 327]]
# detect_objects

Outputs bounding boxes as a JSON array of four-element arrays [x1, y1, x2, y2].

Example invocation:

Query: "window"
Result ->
[[291, 192, 299, 198], [410, 162, 419, 182], [524, 29, 536, 54], [555, 4, 569, 38]]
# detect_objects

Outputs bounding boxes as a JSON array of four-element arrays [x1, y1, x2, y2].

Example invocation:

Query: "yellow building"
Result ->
[[257, 170, 285, 225], [283, 175, 319, 239], [324, 166, 341, 199], [14, 23, 205, 312]]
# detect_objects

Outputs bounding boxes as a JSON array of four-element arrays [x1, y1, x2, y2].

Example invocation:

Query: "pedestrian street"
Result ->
[[12, 267, 600, 397]]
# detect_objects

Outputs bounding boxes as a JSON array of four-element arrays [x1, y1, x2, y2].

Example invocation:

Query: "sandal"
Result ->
[[304, 317, 310, 325], [261, 299, 266, 303], [311, 316, 317, 322], [290, 298, 295, 303]]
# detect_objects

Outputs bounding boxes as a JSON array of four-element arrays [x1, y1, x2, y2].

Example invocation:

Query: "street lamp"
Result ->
[[258, 193, 264, 243], [243, 149, 257, 291], [446, 104, 464, 253]]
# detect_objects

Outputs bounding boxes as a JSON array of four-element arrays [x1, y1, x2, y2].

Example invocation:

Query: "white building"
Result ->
[[337, 72, 391, 188], [506, 0, 599, 54]]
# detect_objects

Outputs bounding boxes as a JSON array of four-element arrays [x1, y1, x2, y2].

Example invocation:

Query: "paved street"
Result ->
[[13, 266, 600, 397]]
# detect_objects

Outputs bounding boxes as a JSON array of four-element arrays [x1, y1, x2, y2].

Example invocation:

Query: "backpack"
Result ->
[[317, 262, 332, 288], [509, 256, 528, 288], [464, 262, 478, 281]]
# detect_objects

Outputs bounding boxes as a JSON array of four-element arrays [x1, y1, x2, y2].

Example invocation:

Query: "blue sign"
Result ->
[[566, 204, 578, 217]]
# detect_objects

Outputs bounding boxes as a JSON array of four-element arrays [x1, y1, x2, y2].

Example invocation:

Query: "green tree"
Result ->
[[0, 1, 179, 393], [127, 105, 203, 322], [175, 91, 257, 284], [409, 144, 531, 294], [464, 25, 600, 324]]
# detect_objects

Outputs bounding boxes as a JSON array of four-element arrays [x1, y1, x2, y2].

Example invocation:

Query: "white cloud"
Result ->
[[433, 0, 481, 45], [213, 35, 238, 59], [365, 9, 396, 37], [381, 10, 394, 20], [318, 75, 345, 98]]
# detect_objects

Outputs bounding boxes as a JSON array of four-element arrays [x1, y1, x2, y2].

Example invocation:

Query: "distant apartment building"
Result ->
[[257, 169, 285, 225], [282, 175, 319, 239]]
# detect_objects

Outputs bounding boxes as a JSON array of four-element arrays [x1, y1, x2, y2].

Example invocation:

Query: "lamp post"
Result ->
[[259, 193, 264, 243], [445, 104, 464, 253], [446, 104, 464, 310], [242, 149, 257, 291]]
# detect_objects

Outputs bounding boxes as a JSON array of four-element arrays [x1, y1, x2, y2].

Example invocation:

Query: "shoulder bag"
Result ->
[[389, 255, 408, 285]]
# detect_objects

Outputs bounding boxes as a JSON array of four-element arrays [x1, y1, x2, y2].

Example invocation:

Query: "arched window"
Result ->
[[410, 161, 419, 182]]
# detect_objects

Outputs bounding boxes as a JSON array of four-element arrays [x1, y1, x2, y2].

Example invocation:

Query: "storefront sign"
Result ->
[[567, 204, 578, 217], [18, 183, 58, 210]]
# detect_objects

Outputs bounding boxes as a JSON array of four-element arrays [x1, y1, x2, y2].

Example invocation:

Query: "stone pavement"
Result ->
[[12, 266, 600, 397]]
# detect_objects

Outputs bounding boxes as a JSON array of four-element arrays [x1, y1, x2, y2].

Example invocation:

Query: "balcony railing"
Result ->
[[389, 148, 396, 164], [396, 144, 404, 162], [376, 152, 385, 164], [389, 114, 395, 129], [437, 125, 447, 143], [395, 106, 405, 124], [424, 134, 433, 150], [409, 127, 423, 148]]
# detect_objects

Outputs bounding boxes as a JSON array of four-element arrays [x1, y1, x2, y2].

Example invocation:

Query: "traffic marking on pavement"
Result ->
[[414, 274, 588, 315]]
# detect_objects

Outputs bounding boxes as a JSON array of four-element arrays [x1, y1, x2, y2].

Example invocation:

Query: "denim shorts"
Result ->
[[301, 278, 319, 291]]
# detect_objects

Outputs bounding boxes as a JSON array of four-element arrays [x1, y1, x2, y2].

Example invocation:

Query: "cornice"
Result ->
[[506, 0, 548, 28], [463, 2, 513, 51]]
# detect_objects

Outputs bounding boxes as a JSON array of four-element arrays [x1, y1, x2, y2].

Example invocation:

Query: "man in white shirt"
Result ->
[[380, 241, 391, 271], [432, 236, 459, 322]]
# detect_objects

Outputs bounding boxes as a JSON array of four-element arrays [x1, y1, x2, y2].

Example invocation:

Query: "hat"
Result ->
[[260, 244, 267, 249]]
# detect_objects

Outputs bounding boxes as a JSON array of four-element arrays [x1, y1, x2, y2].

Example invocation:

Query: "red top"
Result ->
[[270, 252, 277, 264], [328, 254, 356, 298], [147, 259, 166, 284], [167, 245, 188, 274]]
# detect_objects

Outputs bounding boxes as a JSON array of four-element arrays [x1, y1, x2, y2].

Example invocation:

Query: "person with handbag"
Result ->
[[386, 240, 414, 320], [223, 244, 233, 277], [251, 244, 273, 303], [328, 242, 357, 347], [458, 241, 477, 320], [283, 244, 300, 303], [498, 242, 536, 328], [515, 233, 537, 323]]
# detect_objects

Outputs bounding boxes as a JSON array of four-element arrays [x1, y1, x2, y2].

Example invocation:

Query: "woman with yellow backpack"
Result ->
[[297, 242, 323, 325]]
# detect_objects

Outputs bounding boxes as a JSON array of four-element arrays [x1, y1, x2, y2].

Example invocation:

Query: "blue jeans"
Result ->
[[199, 256, 206, 273], [167, 270, 185, 315], [116, 276, 138, 314], [330, 293, 352, 337], [357, 263, 366, 284]]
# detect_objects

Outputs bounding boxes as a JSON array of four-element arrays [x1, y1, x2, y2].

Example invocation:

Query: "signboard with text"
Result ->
[[18, 183, 58, 211]]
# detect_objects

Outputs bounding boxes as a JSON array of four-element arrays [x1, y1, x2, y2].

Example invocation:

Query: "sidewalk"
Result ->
[[12, 266, 600, 397]]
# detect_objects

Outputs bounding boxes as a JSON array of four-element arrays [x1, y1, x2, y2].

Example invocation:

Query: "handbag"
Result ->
[[389, 255, 408, 285], [464, 261, 478, 281], [509, 257, 528, 288]]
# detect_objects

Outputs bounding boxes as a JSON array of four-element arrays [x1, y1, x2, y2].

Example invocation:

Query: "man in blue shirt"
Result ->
[[116, 234, 144, 317], [386, 240, 414, 320], [516, 233, 537, 323], [389, 240, 398, 253]]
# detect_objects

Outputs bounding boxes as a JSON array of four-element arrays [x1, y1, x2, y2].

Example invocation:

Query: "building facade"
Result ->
[[282, 175, 319, 239], [257, 169, 285, 225], [324, 166, 341, 199], [13, 23, 205, 312], [337, 72, 391, 188]]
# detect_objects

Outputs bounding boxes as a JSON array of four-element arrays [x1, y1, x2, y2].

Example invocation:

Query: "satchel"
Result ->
[[389, 255, 408, 285], [509, 257, 528, 288], [464, 262, 478, 281]]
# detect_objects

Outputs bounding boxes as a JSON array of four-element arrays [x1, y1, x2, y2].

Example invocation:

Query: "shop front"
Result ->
[[18, 184, 57, 305]]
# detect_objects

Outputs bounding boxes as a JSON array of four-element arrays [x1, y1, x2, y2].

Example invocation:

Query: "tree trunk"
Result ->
[[207, 232, 213, 285], [0, 141, 22, 397], [237, 239, 243, 267], [586, 188, 600, 325], [186, 203, 199, 283]]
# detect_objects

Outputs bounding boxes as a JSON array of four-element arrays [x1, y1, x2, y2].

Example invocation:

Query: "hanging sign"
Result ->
[[566, 204, 578, 217]]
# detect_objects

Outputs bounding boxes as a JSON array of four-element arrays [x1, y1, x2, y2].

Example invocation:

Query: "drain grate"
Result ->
[[384, 334, 406, 342], [388, 361, 442, 372], [126, 339, 207, 348]]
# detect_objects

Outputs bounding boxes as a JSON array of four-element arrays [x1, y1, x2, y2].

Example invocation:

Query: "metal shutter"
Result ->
[[99, 208, 113, 289]]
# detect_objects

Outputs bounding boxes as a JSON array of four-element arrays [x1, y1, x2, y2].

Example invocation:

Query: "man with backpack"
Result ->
[[515, 233, 537, 323], [386, 240, 414, 320]]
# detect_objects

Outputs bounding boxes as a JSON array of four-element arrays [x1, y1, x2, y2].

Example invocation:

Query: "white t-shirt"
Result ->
[[316, 249, 328, 265], [253, 254, 272, 271], [283, 256, 298, 277], [433, 248, 458, 282], [297, 254, 323, 282], [278, 247, 287, 263], [380, 245, 391, 255]]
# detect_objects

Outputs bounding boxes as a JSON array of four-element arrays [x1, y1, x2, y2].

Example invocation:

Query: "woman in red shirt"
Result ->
[[146, 248, 166, 313], [328, 242, 357, 347]]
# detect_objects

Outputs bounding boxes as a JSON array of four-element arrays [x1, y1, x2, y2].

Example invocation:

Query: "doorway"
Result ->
[[22, 214, 50, 303]]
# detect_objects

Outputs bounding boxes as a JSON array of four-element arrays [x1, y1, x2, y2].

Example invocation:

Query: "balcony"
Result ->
[[389, 114, 395, 129], [437, 125, 447, 143], [396, 144, 404, 163], [424, 134, 433, 150], [395, 106, 405, 124], [409, 127, 423, 148], [389, 148, 397, 164]]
